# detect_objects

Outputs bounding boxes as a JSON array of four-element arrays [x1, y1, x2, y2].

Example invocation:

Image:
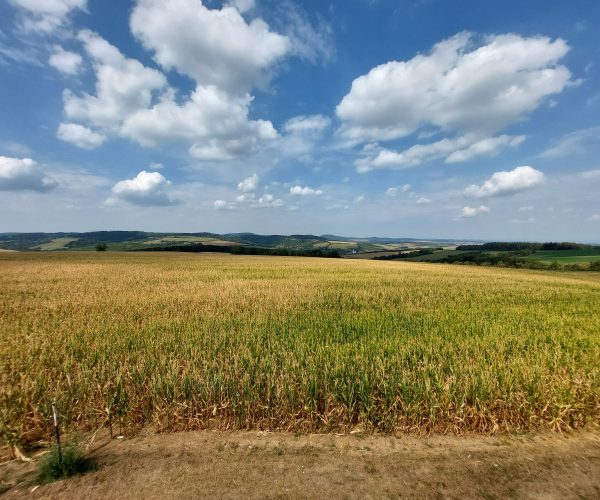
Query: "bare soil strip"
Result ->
[[2, 430, 599, 499]]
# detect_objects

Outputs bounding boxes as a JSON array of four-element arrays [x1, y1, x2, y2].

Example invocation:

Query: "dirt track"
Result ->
[[2, 430, 600, 499]]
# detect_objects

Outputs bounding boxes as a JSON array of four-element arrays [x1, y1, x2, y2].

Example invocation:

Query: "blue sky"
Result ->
[[0, 0, 599, 240]]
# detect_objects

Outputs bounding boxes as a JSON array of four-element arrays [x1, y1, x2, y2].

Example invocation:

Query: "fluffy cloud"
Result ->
[[233, 192, 284, 208], [130, 0, 290, 94], [290, 185, 323, 196], [337, 33, 571, 143], [48, 45, 82, 75], [416, 197, 431, 204], [57, 123, 106, 149], [237, 174, 259, 193], [464, 166, 545, 198], [0, 156, 56, 192], [356, 134, 525, 172], [460, 205, 490, 218], [64, 30, 167, 131], [284, 114, 331, 133], [108, 170, 177, 206], [254, 193, 283, 207], [338, 32, 570, 171], [9, 0, 86, 32], [225, 175, 284, 209], [120, 85, 277, 160], [214, 199, 237, 210], [60, 24, 281, 160]]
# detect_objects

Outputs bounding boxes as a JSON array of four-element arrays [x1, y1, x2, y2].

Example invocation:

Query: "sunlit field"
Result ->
[[1, 252, 599, 446]]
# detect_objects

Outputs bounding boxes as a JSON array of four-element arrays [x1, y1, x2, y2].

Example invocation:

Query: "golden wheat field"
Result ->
[[1, 252, 599, 446]]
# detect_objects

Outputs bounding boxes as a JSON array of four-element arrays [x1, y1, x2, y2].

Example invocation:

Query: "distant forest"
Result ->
[[139, 244, 341, 258]]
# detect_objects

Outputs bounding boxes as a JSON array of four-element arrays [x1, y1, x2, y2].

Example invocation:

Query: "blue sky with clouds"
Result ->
[[0, 0, 599, 240]]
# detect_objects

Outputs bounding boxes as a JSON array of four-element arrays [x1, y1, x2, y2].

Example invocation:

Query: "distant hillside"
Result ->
[[0, 231, 476, 254], [321, 235, 473, 245], [379, 241, 600, 271]]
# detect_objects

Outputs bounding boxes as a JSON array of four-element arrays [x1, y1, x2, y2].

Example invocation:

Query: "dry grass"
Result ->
[[1, 252, 599, 445]]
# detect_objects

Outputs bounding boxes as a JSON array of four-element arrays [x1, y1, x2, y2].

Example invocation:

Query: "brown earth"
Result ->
[[1, 429, 599, 499]]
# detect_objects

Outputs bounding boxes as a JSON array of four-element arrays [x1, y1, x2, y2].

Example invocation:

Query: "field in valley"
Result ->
[[1, 252, 599, 449], [524, 249, 600, 264]]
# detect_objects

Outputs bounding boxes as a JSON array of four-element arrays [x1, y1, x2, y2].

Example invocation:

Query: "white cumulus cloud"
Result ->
[[284, 114, 331, 133], [58, 23, 282, 161], [290, 185, 323, 196], [237, 174, 259, 193], [48, 45, 82, 75], [0, 156, 56, 192], [464, 166, 545, 198], [214, 199, 237, 210], [59, 29, 279, 161], [337, 33, 571, 143], [230, 183, 284, 208], [130, 0, 290, 94], [9, 0, 87, 32], [255, 193, 283, 208], [338, 32, 570, 172], [460, 205, 490, 218], [121, 86, 277, 160], [64, 30, 167, 131], [57, 123, 106, 149], [108, 170, 177, 206]]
